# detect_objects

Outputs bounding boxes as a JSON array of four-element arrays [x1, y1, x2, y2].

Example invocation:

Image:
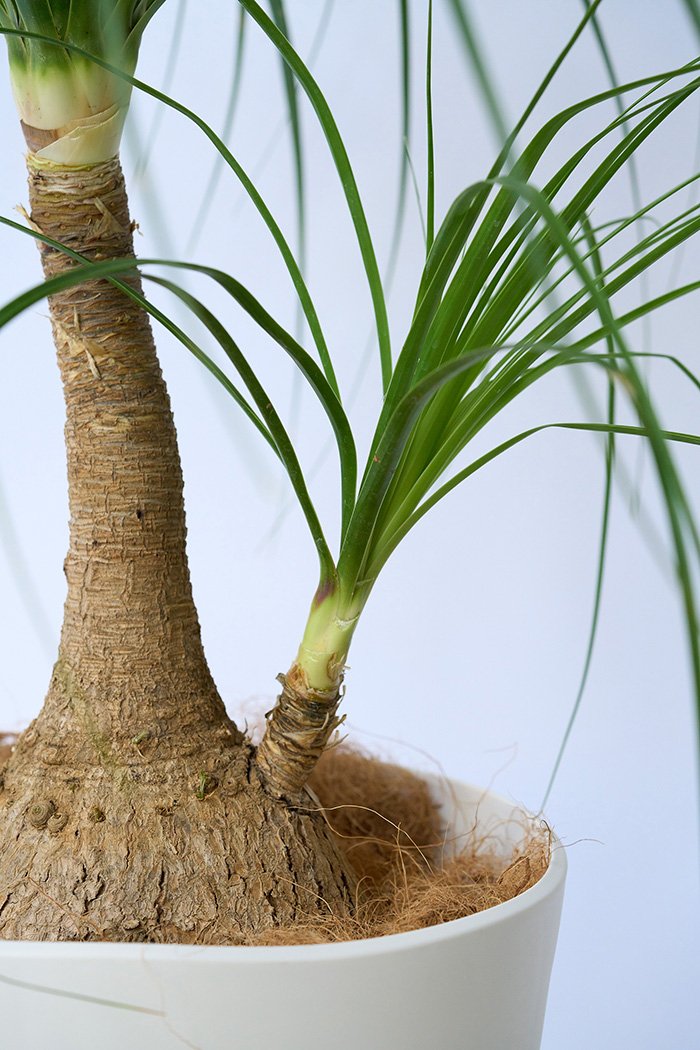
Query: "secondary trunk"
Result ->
[[0, 156, 356, 942], [256, 668, 345, 797]]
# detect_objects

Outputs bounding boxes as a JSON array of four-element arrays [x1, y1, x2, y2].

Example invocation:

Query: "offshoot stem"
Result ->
[[255, 585, 364, 796], [294, 586, 363, 693]]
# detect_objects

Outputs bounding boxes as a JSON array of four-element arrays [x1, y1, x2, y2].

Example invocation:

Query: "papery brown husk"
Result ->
[[251, 745, 552, 946]]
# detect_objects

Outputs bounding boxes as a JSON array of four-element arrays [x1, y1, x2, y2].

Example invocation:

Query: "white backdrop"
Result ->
[[0, 1, 698, 1047]]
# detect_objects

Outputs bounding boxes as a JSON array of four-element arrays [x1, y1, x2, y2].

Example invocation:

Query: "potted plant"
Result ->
[[0, 1, 697, 1047]]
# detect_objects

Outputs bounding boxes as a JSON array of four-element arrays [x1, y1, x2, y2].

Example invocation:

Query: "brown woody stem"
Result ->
[[26, 155, 230, 747], [0, 153, 358, 944], [256, 669, 345, 797]]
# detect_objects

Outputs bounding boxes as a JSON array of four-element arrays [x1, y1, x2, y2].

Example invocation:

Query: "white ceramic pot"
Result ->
[[0, 777, 566, 1050]]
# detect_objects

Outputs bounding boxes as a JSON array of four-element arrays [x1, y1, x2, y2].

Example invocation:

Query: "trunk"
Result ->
[[0, 156, 356, 942]]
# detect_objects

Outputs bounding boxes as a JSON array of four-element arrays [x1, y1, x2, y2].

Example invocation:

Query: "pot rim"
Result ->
[[0, 777, 567, 963]]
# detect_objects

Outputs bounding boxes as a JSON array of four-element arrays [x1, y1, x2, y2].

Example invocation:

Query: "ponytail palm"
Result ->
[[0, 0, 698, 950], [204, 1, 700, 798], [0, 0, 357, 943]]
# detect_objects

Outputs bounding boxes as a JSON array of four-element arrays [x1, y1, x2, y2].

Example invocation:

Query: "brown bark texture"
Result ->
[[0, 157, 356, 942], [256, 669, 345, 797]]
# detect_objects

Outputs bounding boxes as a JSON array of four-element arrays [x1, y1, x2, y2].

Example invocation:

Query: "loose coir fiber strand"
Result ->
[[252, 745, 551, 945]]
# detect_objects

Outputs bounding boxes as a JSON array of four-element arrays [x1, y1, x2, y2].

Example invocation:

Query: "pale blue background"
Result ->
[[0, 2, 698, 1047]]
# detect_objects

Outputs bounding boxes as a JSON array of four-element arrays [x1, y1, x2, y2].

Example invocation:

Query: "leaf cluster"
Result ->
[[0, 0, 699, 721], [0, 0, 164, 73]]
